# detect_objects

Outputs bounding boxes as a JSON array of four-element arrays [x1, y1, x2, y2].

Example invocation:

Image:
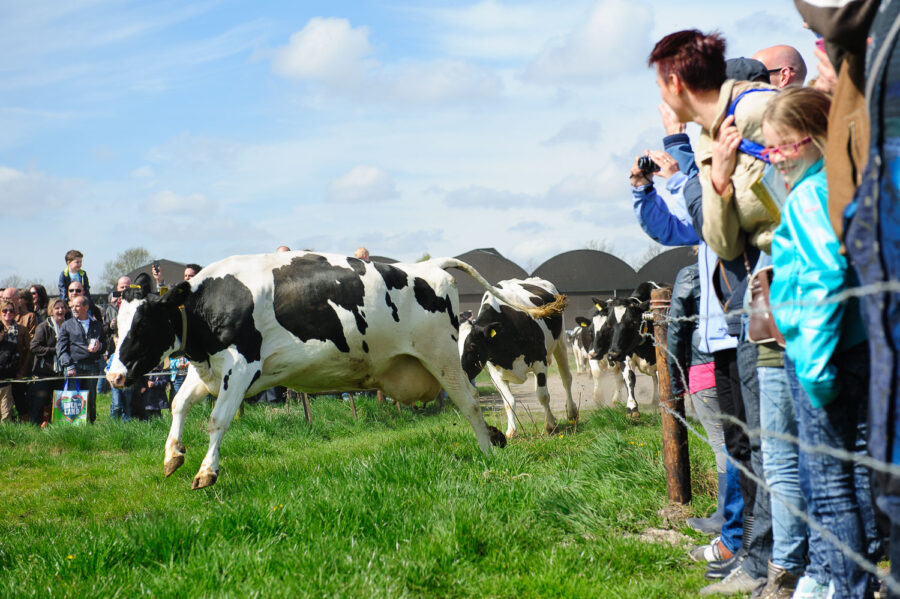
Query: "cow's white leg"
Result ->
[[486, 363, 518, 439], [193, 352, 259, 490], [164, 367, 212, 477], [611, 361, 626, 404], [531, 363, 558, 436], [623, 358, 639, 420], [589, 359, 603, 406], [552, 340, 577, 423]]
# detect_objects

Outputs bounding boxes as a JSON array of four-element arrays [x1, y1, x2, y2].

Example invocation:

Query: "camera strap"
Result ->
[[726, 89, 778, 163]]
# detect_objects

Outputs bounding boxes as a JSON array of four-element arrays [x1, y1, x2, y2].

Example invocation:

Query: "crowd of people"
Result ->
[[631, 1, 900, 597], [0, 250, 208, 426]]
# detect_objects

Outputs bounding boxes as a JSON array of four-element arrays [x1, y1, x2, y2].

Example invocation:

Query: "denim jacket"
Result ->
[[771, 159, 867, 407]]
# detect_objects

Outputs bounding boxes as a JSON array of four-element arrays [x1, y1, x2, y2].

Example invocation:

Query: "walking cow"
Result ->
[[458, 278, 575, 439], [106, 252, 563, 489]]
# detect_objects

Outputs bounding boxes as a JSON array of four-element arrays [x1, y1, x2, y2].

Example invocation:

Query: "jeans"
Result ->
[[737, 339, 772, 579], [70, 361, 100, 423], [713, 348, 754, 512], [787, 347, 881, 599], [758, 365, 807, 573], [110, 386, 132, 421], [690, 386, 727, 474], [721, 455, 745, 553]]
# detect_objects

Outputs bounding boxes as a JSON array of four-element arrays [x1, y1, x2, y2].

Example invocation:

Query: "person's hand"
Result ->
[[813, 46, 837, 95], [629, 155, 653, 188], [711, 115, 741, 195], [66, 367, 76, 377], [647, 150, 679, 179], [658, 103, 685, 136], [151, 266, 163, 284]]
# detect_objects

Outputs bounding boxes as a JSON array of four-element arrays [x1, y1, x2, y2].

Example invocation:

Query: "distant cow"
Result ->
[[107, 252, 562, 489], [459, 278, 576, 439], [576, 298, 626, 406], [567, 323, 590, 374]]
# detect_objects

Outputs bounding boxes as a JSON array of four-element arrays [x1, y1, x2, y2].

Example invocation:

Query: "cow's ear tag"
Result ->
[[489, 328, 497, 338], [579, 321, 587, 327], [594, 303, 602, 311]]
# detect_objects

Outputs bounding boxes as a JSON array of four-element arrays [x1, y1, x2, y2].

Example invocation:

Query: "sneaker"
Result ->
[[753, 561, 799, 599], [689, 536, 734, 563], [705, 549, 746, 580], [700, 564, 766, 595], [791, 575, 830, 599]]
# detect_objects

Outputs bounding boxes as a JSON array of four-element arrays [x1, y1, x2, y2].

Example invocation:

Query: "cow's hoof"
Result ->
[[191, 471, 218, 490], [626, 408, 640, 423], [544, 423, 559, 436], [488, 426, 507, 448], [164, 454, 185, 477], [567, 407, 579, 422]]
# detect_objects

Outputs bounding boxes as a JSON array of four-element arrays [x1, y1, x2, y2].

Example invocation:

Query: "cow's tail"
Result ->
[[432, 258, 567, 318]]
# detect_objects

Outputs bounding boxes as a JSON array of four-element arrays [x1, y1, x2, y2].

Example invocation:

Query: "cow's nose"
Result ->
[[107, 372, 126, 389]]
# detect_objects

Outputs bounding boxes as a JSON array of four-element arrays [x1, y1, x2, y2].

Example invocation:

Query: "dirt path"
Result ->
[[478, 366, 658, 433]]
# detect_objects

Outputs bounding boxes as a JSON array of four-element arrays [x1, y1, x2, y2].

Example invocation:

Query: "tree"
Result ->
[[416, 252, 432, 263], [633, 243, 665, 269], [101, 247, 151, 291], [0, 274, 25, 289], [584, 239, 615, 254]]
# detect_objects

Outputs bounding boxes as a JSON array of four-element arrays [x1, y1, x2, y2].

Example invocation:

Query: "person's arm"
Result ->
[[700, 116, 746, 260], [683, 173, 704, 240], [57, 271, 67, 300], [632, 185, 700, 246], [663, 133, 698, 177], [57, 323, 73, 373]]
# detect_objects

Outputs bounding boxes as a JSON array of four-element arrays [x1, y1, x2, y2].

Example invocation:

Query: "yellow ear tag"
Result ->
[[579, 322, 587, 327], [490, 328, 497, 338], [594, 303, 602, 310]]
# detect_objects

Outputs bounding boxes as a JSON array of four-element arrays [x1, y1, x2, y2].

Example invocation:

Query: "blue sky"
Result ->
[[2, 0, 818, 287]]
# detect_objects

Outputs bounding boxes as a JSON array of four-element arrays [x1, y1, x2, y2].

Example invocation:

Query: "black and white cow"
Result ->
[[458, 278, 576, 439], [567, 323, 590, 374], [605, 291, 660, 420], [107, 252, 563, 489], [575, 298, 626, 407]]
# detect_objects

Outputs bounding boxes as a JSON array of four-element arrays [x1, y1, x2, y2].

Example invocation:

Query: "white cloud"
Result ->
[[525, 0, 653, 85], [380, 60, 502, 104], [145, 190, 218, 215], [443, 185, 536, 210], [326, 165, 398, 204], [542, 118, 602, 146], [131, 165, 154, 179], [272, 17, 375, 89], [0, 165, 77, 216]]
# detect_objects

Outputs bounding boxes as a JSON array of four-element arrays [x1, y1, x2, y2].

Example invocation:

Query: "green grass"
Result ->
[[0, 394, 719, 598]]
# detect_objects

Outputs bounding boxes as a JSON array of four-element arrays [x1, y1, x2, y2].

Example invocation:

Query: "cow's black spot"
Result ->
[[362, 341, 369, 353], [185, 274, 263, 365], [272, 254, 368, 353], [250, 370, 261, 387], [519, 283, 562, 338], [466, 305, 548, 372], [347, 257, 367, 277], [537, 372, 547, 387], [413, 278, 459, 330], [224, 369, 232, 391], [374, 262, 408, 290], [384, 291, 399, 322]]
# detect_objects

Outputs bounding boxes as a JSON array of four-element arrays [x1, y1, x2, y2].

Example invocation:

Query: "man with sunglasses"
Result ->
[[67, 283, 102, 322], [57, 296, 104, 423], [751, 45, 807, 89]]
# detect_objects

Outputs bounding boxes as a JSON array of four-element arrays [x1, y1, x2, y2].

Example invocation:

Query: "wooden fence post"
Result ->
[[651, 286, 691, 505]]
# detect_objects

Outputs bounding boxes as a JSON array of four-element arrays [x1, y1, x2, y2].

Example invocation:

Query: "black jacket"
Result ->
[[57, 317, 105, 370]]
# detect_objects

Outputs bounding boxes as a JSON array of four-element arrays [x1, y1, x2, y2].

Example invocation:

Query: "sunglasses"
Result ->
[[1, 309, 14, 313], [69, 288, 84, 294], [760, 136, 812, 160]]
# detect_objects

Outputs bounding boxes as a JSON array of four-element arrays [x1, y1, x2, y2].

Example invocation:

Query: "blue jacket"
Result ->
[[631, 134, 735, 354], [771, 159, 867, 407]]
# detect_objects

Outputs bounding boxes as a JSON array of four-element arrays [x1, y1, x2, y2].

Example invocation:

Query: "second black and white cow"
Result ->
[[459, 278, 576, 438], [107, 252, 563, 489], [605, 294, 660, 420]]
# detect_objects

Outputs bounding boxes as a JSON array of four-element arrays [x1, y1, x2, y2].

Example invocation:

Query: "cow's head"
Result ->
[[459, 320, 503, 381], [107, 281, 191, 388], [606, 299, 650, 362], [573, 316, 593, 350], [586, 298, 612, 360]]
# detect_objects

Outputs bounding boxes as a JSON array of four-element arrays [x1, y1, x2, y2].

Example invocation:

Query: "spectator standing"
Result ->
[[767, 86, 881, 599], [2, 287, 36, 421], [66, 281, 102, 322], [751, 45, 808, 88], [57, 296, 104, 424], [0, 300, 27, 422], [29, 298, 66, 426], [29, 285, 49, 323], [183, 264, 202, 281], [57, 249, 90, 302], [137, 366, 169, 420]]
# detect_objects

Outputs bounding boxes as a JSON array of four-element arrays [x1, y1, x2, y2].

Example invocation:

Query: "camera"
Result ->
[[152, 260, 160, 272], [637, 155, 660, 176]]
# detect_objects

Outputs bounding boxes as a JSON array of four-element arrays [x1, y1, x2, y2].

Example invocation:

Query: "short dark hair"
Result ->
[[185, 263, 202, 272], [648, 30, 727, 93], [65, 249, 84, 263]]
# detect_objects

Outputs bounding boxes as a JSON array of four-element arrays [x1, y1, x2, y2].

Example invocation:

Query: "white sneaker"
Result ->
[[791, 575, 829, 599]]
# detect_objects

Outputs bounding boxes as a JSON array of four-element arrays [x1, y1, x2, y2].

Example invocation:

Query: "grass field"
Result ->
[[0, 393, 720, 598]]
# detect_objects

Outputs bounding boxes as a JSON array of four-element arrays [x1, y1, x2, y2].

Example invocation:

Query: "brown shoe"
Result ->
[[752, 560, 800, 599]]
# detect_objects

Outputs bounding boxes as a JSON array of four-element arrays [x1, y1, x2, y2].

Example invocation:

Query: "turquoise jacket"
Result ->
[[770, 159, 867, 407]]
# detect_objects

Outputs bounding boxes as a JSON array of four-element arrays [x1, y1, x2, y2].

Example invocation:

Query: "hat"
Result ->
[[725, 57, 770, 83]]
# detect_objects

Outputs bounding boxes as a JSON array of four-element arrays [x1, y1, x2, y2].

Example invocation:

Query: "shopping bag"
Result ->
[[52, 376, 88, 425]]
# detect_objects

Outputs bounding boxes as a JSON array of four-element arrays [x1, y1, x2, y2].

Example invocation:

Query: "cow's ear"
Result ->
[[160, 281, 191, 307], [639, 300, 651, 312], [575, 316, 590, 328]]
